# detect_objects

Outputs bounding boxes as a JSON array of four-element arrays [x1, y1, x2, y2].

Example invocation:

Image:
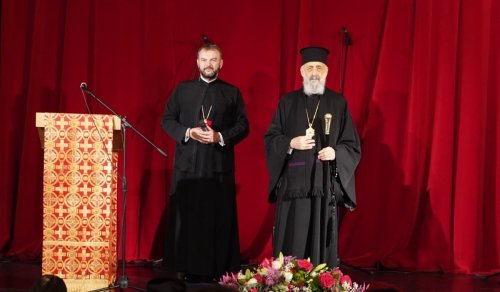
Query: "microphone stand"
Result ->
[[81, 84, 167, 292], [340, 27, 352, 95]]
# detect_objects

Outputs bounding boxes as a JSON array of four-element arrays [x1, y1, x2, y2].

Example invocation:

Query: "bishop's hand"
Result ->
[[318, 146, 335, 161], [290, 135, 315, 150]]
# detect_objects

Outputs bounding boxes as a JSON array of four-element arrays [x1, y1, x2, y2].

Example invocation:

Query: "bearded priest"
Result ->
[[264, 46, 361, 267]]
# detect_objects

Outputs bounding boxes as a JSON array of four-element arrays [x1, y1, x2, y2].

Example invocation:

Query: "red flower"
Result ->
[[296, 259, 313, 272], [248, 288, 258, 292], [340, 274, 352, 287], [319, 273, 335, 289], [254, 274, 265, 283], [260, 257, 273, 268], [206, 120, 213, 127], [332, 268, 343, 278]]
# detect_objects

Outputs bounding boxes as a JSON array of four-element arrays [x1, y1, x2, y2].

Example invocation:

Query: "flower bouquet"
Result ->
[[219, 253, 368, 291]]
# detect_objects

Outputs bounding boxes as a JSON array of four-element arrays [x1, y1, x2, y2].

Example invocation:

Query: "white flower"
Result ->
[[247, 278, 258, 286], [237, 272, 246, 280], [351, 283, 360, 291], [342, 281, 352, 289], [284, 271, 293, 282], [272, 260, 282, 270]]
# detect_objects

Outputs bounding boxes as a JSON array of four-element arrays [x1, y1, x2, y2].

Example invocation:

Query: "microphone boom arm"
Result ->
[[81, 84, 167, 157]]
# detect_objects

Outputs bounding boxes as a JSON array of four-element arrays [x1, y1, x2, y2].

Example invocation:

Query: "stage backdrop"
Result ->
[[1, 0, 499, 274]]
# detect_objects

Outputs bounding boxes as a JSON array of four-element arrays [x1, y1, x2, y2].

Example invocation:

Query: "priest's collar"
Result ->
[[199, 75, 218, 84]]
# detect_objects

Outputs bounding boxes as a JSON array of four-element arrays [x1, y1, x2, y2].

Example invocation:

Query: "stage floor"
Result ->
[[1, 259, 499, 291]]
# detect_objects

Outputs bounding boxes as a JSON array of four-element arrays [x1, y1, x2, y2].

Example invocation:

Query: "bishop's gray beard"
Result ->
[[303, 75, 326, 96]]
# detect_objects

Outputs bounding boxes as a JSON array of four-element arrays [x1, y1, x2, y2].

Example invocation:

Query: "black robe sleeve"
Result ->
[[219, 88, 249, 147], [161, 85, 189, 143], [333, 101, 361, 209], [264, 96, 291, 203]]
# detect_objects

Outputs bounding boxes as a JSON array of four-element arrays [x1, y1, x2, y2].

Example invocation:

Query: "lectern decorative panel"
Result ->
[[36, 113, 121, 291]]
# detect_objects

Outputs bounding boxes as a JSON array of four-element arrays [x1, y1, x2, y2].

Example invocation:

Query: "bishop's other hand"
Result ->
[[290, 135, 315, 150]]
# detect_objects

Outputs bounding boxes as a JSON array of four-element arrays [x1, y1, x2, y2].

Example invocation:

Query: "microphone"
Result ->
[[201, 33, 212, 45], [342, 27, 353, 46], [324, 113, 332, 135], [80, 82, 87, 89]]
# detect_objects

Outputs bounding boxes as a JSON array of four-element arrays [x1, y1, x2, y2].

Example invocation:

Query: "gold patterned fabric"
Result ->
[[40, 113, 119, 292]]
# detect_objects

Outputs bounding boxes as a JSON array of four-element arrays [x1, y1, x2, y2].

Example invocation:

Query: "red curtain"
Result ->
[[1, 0, 498, 274]]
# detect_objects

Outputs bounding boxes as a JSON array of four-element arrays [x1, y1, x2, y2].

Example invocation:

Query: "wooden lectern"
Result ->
[[36, 113, 122, 291]]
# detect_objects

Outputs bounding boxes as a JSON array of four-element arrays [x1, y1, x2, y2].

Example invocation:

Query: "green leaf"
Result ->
[[312, 263, 327, 272], [245, 268, 252, 280]]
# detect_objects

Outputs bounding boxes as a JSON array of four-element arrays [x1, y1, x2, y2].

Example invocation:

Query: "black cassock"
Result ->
[[161, 78, 249, 277], [264, 89, 361, 267]]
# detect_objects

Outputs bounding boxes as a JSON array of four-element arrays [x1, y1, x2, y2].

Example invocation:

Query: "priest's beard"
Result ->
[[303, 74, 326, 96], [199, 65, 220, 81]]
